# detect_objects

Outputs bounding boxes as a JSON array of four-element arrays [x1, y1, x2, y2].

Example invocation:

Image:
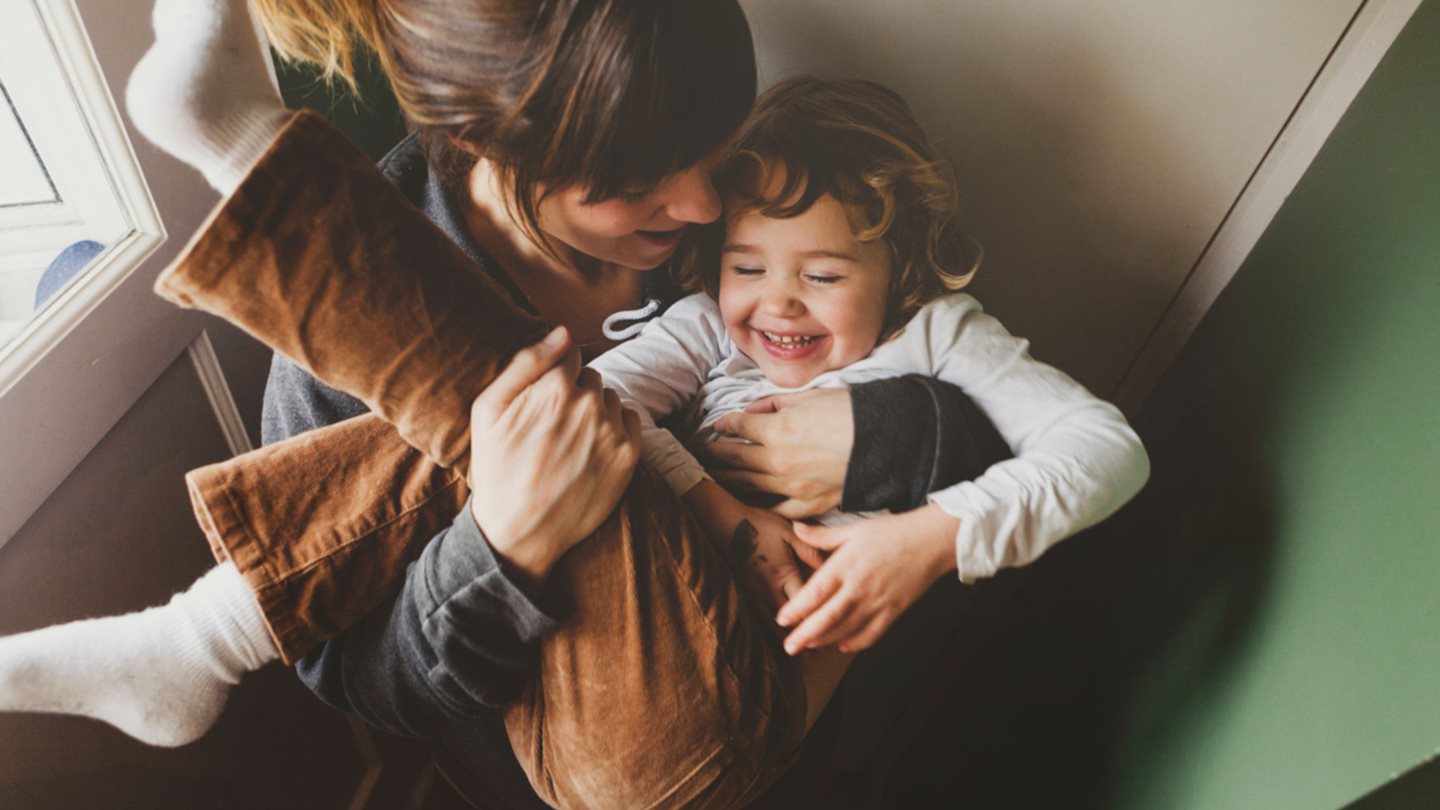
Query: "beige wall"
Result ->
[[743, 0, 1362, 395]]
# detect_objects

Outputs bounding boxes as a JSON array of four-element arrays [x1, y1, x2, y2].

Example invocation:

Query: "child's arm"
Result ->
[[588, 294, 808, 607], [910, 295, 1150, 581], [587, 294, 727, 496], [780, 294, 1149, 653], [684, 480, 807, 611]]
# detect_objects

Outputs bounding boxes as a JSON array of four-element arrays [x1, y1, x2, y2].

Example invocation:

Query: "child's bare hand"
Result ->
[[729, 508, 808, 612], [777, 505, 959, 655], [683, 480, 805, 612]]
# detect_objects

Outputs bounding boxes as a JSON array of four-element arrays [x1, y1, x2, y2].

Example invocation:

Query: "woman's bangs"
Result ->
[[575, 0, 756, 203]]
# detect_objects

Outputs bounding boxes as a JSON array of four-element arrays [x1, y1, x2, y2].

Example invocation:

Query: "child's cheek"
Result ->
[[829, 299, 887, 366], [716, 279, 750, 343]]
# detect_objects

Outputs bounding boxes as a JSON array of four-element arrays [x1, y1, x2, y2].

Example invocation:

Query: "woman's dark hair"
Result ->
[[254, 0, 756, 250], [676, 76, 981, 338]]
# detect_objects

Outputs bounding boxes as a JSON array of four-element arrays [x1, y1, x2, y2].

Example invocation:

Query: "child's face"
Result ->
[[718, 194, 891, 388]]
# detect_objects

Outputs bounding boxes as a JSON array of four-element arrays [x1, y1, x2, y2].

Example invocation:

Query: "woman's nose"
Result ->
[[662, 166, 722, 225]]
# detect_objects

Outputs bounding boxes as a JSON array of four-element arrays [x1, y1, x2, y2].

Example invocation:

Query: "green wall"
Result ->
[[1111, 2, 1440, 807]]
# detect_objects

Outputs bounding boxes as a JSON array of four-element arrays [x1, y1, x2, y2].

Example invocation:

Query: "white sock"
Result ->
[[125, 0, 291, 195], [0, 562, 279, 747]]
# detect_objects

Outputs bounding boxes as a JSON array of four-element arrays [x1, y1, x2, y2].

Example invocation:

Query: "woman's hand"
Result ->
[[468, 326, 641, 588], [683, 480, 807, 612], [700, 389, 854, 519], [777, 504, 959, 655]]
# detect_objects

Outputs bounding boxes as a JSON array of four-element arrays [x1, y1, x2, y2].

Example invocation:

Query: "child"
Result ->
[[589, 76, 1148, 661]]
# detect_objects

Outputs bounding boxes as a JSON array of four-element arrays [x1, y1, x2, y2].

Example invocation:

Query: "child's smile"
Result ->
[[757, 329, 825, 355], [718, 194, 892, 388]]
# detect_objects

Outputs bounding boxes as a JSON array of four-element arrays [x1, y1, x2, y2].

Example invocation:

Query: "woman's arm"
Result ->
[[844, 373, 1013, 510], [295, 499, 562, 736], [701, 373, 1007, 518]]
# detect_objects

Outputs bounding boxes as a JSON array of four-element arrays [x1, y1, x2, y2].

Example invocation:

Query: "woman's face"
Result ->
[[537, 162, 723, 270], [718, 194, 892, 388]]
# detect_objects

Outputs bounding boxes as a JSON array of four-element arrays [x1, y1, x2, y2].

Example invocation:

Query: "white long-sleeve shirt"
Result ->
[[588, 292, 1150, 582]]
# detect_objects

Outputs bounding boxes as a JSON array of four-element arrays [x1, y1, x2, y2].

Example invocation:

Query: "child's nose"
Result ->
[[759, 284, 805, 317]]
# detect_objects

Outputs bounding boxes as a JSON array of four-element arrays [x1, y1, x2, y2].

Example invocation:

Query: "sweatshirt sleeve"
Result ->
[[842, 373, 1015, 512], [916, 295, 1150, 581], [294, 500, 562, 736], [587, 293, 729, 496]]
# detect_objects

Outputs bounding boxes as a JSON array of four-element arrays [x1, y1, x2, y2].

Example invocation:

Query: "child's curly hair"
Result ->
[[675, 76, 981, 338]]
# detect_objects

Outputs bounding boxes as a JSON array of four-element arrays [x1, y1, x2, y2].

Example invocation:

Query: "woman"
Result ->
[[0, 0, 1018, 806]]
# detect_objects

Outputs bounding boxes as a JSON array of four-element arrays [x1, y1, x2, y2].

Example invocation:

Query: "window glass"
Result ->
[[0, 0, 135, 347]]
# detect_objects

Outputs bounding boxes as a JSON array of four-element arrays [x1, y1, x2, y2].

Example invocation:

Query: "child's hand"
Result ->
[[732, 508, 810, 611], [777, 505, 959, 655], [683, 481, 807, 611]]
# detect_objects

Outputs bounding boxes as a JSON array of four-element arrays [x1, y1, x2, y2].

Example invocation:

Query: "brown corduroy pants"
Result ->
[[158, 111, 804, 809]]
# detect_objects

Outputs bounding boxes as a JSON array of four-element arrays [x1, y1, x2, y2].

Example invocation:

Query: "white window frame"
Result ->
[[0, 0, 216, 549], [0, 0, 165, 379]]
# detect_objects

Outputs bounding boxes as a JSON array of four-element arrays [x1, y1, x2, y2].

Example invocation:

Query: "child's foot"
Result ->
[[125, 0, 291, 194], [0, 563, 278, 746]]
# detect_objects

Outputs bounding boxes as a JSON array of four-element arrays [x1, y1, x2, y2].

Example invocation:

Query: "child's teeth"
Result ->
[[763, 331, 816, 347]]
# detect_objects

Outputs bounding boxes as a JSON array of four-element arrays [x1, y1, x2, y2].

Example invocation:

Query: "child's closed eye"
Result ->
[[804, 273, 843, 285], [730, 266, 766, 276]]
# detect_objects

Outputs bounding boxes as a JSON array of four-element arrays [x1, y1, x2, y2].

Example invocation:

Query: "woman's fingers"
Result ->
[[474, 326, 570, 418], [782, 531, 828, 570], [777, 565, 840, 628], [772, 498, 823, 520], [558, 335, 584, 383], [719, 389, 820, 433], [621, 406, 642, 442], [577, 366, 604, 393], [713, 409, 771, 443], [792, 521, 848, 552], [711, 468, 784, 494], [783, 588, 857, 655], [464, 332, 639, 589], [702, 439, 770, 472], [741, 396, 782, 415]]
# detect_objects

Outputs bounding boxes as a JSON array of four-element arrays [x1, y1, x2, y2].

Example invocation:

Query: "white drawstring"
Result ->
[[601, 298, 661, 341]]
